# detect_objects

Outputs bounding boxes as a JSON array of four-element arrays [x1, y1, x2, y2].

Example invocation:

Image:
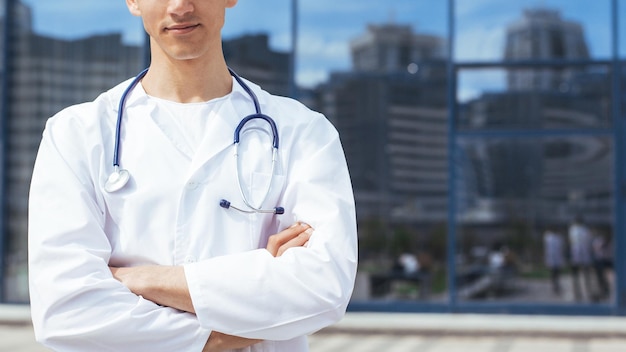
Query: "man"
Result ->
[[568, 216, 593, 301], [28, 0, 357, 351], [543, 227, 565, 295]]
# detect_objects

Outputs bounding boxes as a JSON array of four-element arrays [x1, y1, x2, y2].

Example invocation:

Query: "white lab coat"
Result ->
[[28, 76, 358, 352]]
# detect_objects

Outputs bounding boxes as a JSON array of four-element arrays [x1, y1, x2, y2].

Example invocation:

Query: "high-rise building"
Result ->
[[223, 34, 290, 97], [504, 8, 589, 91], [351, 24, 445, 73], [2, 1, 143, 302], [316, 23, 448, 224]]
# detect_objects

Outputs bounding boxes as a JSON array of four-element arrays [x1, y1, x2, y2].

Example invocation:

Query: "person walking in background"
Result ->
[[28, 0, 357, 351], [592, 232, 613, 301], [568, 216, 594, 301], [543, 227, 566, 296]]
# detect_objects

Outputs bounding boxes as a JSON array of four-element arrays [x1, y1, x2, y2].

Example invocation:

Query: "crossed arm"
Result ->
[[110, 222, 313, 352]]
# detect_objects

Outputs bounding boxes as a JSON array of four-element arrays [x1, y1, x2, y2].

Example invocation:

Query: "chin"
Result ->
[[165, 51, 203, 62]]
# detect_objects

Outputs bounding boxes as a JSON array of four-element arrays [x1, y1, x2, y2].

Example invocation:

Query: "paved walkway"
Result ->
[[310, 312, 626, 351], [309, 333, 626, 352], [2, 305, 626, 351]]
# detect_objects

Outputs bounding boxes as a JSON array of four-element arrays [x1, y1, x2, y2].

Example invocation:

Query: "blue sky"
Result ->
[[19, 0, 625, 89]]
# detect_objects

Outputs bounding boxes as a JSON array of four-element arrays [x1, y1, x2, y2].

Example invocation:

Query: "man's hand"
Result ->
[[110, 222, 313, 350], [266, 222, 313, 257], [109, 223, 313, 309]]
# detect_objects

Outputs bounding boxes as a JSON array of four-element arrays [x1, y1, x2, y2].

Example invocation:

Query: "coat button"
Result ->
[[184, 255, 196, 263]]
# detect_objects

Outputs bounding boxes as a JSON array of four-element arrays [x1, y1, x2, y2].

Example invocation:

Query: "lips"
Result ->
[[165, 23, 200, 34]]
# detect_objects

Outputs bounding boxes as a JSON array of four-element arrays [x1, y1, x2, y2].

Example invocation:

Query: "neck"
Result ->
[[141, 51, 233, 104]]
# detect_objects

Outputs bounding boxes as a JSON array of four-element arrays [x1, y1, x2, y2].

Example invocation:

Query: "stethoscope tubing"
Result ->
[[107, 67, 284, 215], [113, 68, 149, 168]]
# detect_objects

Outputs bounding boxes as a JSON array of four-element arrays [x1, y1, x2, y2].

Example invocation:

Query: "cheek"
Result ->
[[141, 17, 162, 38]]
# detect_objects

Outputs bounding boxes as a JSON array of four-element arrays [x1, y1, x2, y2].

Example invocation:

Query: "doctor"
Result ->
[[28, 0, 357, 351]]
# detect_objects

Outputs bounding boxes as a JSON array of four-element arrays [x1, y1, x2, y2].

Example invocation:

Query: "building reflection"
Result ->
[[0, 1, 621, 307], [311, 23, 449, 301], [2, 1, 290, 302], [455, 8, 614, 303], [3, 1, 144, 301], [314, 7, 615, 304]]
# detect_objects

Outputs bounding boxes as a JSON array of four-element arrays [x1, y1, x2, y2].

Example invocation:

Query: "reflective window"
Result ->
[[0, 0, 4, 131], [4, 0, 145, 302], [455, 136, 615, 303], [457, 65, 612, 130], [623, 64, 626, 124], [298, 1, 450, 303], [455, 0, 612, 62], [2, 0, 623, 314], [0, 0, 5, 303], [298, 0, 448, 90], [621, 0, 626, 57], [223, 1, 292, 96]]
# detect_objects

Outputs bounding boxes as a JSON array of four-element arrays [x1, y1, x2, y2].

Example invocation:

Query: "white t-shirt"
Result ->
[[147, 92, 228, 155]]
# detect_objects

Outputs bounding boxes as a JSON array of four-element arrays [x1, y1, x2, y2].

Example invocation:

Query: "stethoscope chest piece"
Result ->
[[104, 168, 130, 193]]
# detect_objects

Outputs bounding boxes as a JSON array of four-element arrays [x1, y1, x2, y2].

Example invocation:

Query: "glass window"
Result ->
[[455, 0, 612, 62], [623, 64, 626, 121], [4, 1, 145, 302], [223, 1, 292, 97], [298, 0, 448, 90], [455, 136, 615, 304], [457, 65, 612, 130], [298, 1, 449, 303], [20, 1, 144, 44], [0, 0, 5, 303], [621, 0, 626, 58]]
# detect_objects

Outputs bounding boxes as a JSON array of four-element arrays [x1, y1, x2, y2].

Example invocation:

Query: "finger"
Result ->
[[266, 224, 310, 257], [266, 223, 310, 256], [276, 228, 313, 257]]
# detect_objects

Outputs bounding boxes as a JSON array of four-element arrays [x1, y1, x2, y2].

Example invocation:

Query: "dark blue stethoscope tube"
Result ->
[[105, 67, 284, 215], [113, 68, 149, 169]]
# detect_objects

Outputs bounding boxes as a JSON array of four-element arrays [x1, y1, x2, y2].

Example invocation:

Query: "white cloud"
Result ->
[[298, 34, 350, 63], [296, 68, 330, 89]]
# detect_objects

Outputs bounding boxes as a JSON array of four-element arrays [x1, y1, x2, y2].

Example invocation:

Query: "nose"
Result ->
[[168, 0, 194, 17]]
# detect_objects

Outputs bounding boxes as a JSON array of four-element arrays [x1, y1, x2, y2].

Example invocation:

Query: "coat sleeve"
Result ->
[[28, 116, 211, 351], [184, 111, 358, 340]]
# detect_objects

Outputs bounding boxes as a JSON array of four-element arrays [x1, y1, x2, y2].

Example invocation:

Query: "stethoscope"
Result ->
[[104, 68, 285, 215]]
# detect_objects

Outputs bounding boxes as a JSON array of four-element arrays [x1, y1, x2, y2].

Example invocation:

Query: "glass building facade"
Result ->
[[1, 0, 625, 316]]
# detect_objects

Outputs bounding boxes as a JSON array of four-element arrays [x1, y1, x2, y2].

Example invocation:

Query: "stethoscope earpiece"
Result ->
[[104, 167, 130, 193]]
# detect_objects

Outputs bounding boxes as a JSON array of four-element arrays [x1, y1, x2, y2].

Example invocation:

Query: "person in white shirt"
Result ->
[[568, 216, 593, 301], [28, 1, 357, 351], [543, 227, 565, 295]]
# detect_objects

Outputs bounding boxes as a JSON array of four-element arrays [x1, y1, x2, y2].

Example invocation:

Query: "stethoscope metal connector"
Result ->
[[220, 199, 285, 215]]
